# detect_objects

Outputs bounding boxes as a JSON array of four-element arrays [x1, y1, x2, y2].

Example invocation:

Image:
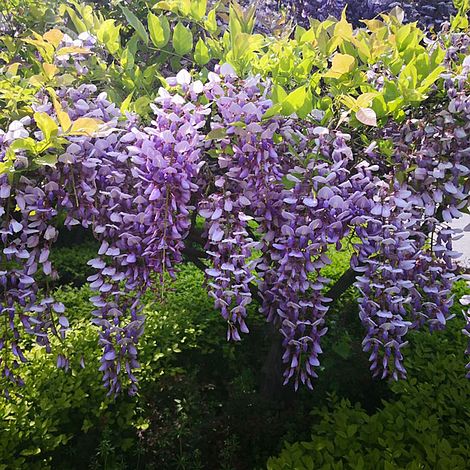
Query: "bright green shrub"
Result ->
[[267, 283, 470, 470]]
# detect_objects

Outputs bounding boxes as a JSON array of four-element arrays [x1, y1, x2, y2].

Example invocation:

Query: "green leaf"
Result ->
[[133, 96, 153, 116], [205, 7, 218, 34], [34, 153, 59, 168], [120, 5, 149, 45], [190, 0, 207, 20], [418, 66, 445, 92], [68, 118, 103, 136], [173, 22, 193, 56], [272, 84, 287, 104], [206, 127, 226, 140], [261, 103, 282, 120], [34, 112, 58, 141], [230, 32, 264, 61], [282, 86, 312, 118], [20, 447, 42, 457], [148, 13, 170, 48], [64, 6, 87, 33], [9, 138, 37, 153], [194, 38, 210, 65], [152, 1, 180, 14], [97, 19, 121, 55], [333, 10, 353, 40], [177, 0, 191, 15], [332, 337, 352, 359], [120, 91, 134, 114], [120, 35, 138, 70], [323, 53, 355, 78], [0, 149, 16, 175]]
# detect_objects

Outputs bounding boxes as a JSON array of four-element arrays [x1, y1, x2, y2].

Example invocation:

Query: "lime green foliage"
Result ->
[[267, 283, 470, 470], [0, 28, 103, 173], [249, 11, 447, 123], [1, 0, 465, 128], [0, 286, 126, 469], [36, 0, 458, 127]]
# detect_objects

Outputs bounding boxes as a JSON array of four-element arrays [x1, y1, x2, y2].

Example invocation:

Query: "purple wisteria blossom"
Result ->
[[1, 23, 469, 394]]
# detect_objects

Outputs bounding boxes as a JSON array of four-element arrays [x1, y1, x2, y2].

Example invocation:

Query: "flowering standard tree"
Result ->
[[0, 7, 469, 396]]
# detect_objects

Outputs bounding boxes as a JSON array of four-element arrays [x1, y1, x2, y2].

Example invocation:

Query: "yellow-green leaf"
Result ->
[[43, 29, 64, 47], [55, 46, 92, 55], [43, 63, 58, 79], [64, 6, 87, 33], [0, 149, 16, 175], [173, 22, 193, 56], [194, 38, 210, 65], [282, 86, 312, 118], [120, 91, 134, 114], [97, 19, 121, 55], [9, 138, 37, 153], [206, 127, 226, 140], [334, 9, 353, 40], [50, 95, 72, 131], [148, 13, 170, 48], [419, 66, 445, 92], [153, 1, 180, 13], [68, 118, 103, 136], [205, 8, 218, 34], [34, 153, 59, 168], [324, 53, 355, 78], [178, 0, 191, 15], [356, 92, 378, 108], [34, 112, 58, 141], [272, 84, 287, 104], [190, 0, 207, 20]]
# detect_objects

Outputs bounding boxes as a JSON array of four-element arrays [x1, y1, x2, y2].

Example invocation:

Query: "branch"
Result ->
[[325, 267, 356, 303]]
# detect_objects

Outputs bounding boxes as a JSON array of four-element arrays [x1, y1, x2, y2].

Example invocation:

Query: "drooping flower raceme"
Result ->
[[1, 40, 469, 395]]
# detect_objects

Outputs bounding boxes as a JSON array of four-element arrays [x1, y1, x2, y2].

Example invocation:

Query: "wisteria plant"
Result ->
[[0, 2, 469, 396]]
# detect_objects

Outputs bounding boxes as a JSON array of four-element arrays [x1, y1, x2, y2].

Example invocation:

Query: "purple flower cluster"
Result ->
[[0, 118, 66, 390], [258, 129, 380, 389], [135, 79, 207, 281], [199, 67, 279, 341], [353, 56, 470, 379], [54, 32, 97, 76], [78, 80, 208, 394], [1, 36, 469, 394], [201, 192, 257, 341], [36, 84, 146, 394]]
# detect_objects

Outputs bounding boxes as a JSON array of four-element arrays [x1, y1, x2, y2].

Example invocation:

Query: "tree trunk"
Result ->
[[260, 323, 285, 402]]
